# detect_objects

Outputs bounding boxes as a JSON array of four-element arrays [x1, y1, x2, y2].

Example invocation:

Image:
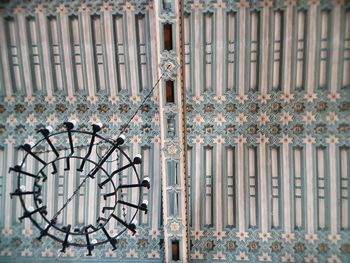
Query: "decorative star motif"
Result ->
[[236, 231, 249, 241], [78, 3, 89, 13], [304, 253, 317, 263], [303, 111, 316, 125], [257, 134, 269, 144], [191, 250, 204, 259], [280, 111, 293, 125], [234, 135, 247, 144], [235, 250, 249, 261], [305, 233, 318, 244], [193, 95, 204, 104], [214, 0, 226, 9], [258, 93, 271, 104], [214, 95, 226, 104], [280, 134, 293, 144], [326, 112, 338, 124], [259, 232, 272, 242], [280, 93, 294, 103], [44, 95, 56, 104], [235, 113, 248, 125], [191, 0, 203, 9], [236, 94, 248, 104], [24, 95, 35, 104], [5, 96, 14, 104], [304, 92, 317, 102], [214, 135, 225, 144], [65, 95, 76, 104], [214, 113, 226, 126], [282, 232, 295, 243], [281, 252, 295, 262], [213, 250, 226, 260], [327, 92, 340, 102], [326, 135, 339, 144], [258, 252, 272, 261], [257, 112, 270, 126], [303, 135, 316, 144], [193, 135, 204, 144], [193, 113, 204, 125], [213, 230, 226, 240]]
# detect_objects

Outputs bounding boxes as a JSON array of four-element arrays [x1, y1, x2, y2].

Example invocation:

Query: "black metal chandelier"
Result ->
[[9, 122, 150, 255]]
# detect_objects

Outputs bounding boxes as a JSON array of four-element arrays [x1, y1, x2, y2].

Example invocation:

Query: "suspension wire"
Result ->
[[32, 70, 166, 155]]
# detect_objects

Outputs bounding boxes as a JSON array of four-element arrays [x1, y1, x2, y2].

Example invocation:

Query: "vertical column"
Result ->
[[193, 3, 202, 97], [215, 143, 222, 231], [37, 8, 54, 96], [0, 14, 13, 95], [260, 4, 270, 95], [281, 136, 292, 233], [340, 147, 349, 229], [306, 3, 317, 93], [17, 10, 33, 95], [258, 136, 268, 233], [283, 5, 293, 94], [295, 9, 307, 90], [238, 3, 247, 95], [151, 141, 160, 229], [125, 6, 139, 96], [342, 10, 350, 89], [81, 5, 96, 96], [304, 136, 315, 234], [226, 146, 235, 227], [194, 141, 201, 231], [327, 136, 338, 234], [102, 4, 117, 96], [155, 0, 189, 260], [294, 147, 303, 229], [316, 147, 326, 229], [235, 136, 246, 232], [248, 146, 257, 227], [58, 5, 74, 96], [271, 147, 280, 228], [215, 5, 224, 96], [330, 4, 342, 93]]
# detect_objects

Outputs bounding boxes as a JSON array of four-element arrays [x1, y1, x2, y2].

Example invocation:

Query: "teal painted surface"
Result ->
[[0, 0, 350, 262]]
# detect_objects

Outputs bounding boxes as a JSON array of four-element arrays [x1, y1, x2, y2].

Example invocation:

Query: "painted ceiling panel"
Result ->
[[0, 0, 349, 263]]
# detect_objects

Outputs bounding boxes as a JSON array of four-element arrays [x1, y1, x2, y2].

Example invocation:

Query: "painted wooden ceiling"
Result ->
[[0, 0, 350, 262]]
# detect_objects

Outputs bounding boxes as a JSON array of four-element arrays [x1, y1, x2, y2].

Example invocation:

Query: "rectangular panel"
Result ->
[[91, 15, 106, 91], [270, 147, 281, 228], [69, 15, 84, 91], [319, 10, 330, 89], [316, 147, 327, 229], [293, 147, 304, 229], [26, 16, 42, 91], [227, 11, 237, 91], [248, 146, 258, 227], [249, 11, 260, 91], [295, 9, 307, 90], [340, 147, 349, 229], [226, 146, 235, 227], [204, 146, 213, 226], [342, 9, 350, 88], [5, 17, 22, 92], [203, 13, 213, 91], [272, 10, 283, 90], [187, 146, 193, 227], [47, 16, 64, 90], [184, 14, 191, 92], [0, 148, 4, 227], [113, 14, 126, 92], [136, 14, 149, 91]]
